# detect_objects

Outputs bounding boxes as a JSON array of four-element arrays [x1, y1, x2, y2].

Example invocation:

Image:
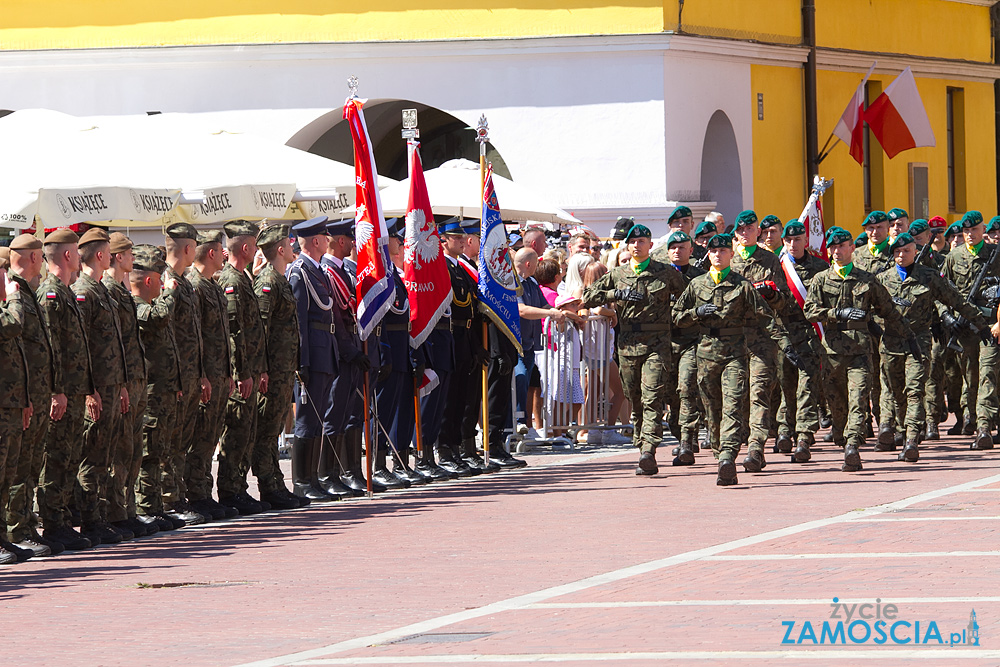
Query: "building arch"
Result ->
[[699, 109, 742, 224]]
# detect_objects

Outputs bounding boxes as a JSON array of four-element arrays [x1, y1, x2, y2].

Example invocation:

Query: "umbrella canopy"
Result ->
[[377, 158, 579, 224]]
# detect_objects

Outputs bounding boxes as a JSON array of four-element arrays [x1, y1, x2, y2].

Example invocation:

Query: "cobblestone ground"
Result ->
[[5, 419, 1000, 666]]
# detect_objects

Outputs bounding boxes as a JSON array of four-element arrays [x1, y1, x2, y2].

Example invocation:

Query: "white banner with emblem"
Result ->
[[180, 184, 297, 224], [37, 187, 181, 227]]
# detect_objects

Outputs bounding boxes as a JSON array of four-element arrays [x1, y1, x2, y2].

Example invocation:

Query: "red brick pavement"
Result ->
[[6, 422, 1000, 666]]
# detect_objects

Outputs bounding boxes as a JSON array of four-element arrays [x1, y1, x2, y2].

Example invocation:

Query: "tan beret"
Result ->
[[9, 234, 42, 251], [0, 247, 9, 269], [43, 228, 80, 245], [78, 227, 111, 247], [108, 232, 133, 255]]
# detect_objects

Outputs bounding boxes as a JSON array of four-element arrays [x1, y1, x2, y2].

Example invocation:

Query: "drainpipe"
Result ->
[[803, 0, 819, 192], [993, 3, 1000, 212]]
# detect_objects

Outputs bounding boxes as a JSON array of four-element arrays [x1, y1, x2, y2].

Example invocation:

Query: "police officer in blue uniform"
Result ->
[[287, 216, 339, 502]]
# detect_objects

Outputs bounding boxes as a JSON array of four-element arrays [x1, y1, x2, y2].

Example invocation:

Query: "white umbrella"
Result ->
[[377, 158, 579, 224]]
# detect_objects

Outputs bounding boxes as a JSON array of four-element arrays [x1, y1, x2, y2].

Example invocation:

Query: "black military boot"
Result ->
[[672, 436, 695, 466], [774, 433, 793, 454], [972, 429, 994, 450], [438, 444, 479, 478], [463, 436, 499, 473], [393, 447, 431, 486], [372, 453, 408, 490], [317, 435, 355, 499], [342, 428, 387, 493], [792, 438, 812, 463], [292, 437, 331, 501], [947, 413, 965, 436], [963, 416, 976, 436], [717, 457, 738, 486], [925, 420, 940, 441], [742, 449, 766, 472], [636, 450, 658, 475], [875, 423, 897, 451], [898, 439, 919, 462], [842, 445, 863, 472], [414, 450, 457, 480], [489, 444, 527, 469]]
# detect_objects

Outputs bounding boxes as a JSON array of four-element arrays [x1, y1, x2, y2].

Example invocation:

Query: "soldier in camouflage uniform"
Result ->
[[36, 228, 95, 551], [185, 231, 238, 520], [804, 226, 916, 472], [940, 211, 1000, 450], [102, 232, 154, 539], [758, 215, 784, 254], [582, 223, 686, 475], [673, 232, 793, 486], [159, 222, 207, 525], [775, 221, 828, 461], [217, 220, 270, 515], [5, 234, 57, 557], [887, 208, 910, 244], [251, 224, 303, 510], [931, 221, 969, 436], [908, 219, 947, 270], [878, 232, 989, 461], [73, 228, 130, 545], [130, 246, 183, 533]]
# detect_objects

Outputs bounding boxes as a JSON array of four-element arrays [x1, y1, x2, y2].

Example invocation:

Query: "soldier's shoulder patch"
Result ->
[[225, 286, 235, 294], [45, 291, 57, 299], [76, 294, 86, 302], [261, 285, 271, 293]]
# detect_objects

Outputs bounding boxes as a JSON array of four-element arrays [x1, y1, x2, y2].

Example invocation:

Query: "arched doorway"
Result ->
[[289, 100, 511, 182], [700, 110, 742, 224]]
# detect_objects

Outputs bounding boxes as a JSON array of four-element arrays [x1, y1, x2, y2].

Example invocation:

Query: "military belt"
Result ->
[[707, 327, 745, 337], [827, 321, 867, 331], [310, 321, 336, 334], [627, 322, 671, 332], [383, 322, 412, 332], [435, 317, 453, 331], [452, 318, 473, 329]]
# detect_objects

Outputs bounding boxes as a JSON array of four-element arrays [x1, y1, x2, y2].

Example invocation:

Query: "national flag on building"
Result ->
[[865, 67, 936, 159], [344, 94, 393, 341], [477, 164, 522, 356], [832, 65, 873, 165], [403, 142, 453, 348]]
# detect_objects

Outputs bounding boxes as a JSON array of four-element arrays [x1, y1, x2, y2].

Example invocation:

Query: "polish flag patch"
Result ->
[[45, 292, 57, 299], [225, 286, 235, 294], [76, 294, 86, 302], [261, 286, 271, 293]]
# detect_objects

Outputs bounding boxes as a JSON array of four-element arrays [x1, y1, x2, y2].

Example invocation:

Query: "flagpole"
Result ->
[[477, 114, 490, 464], [363, 339, 373, 498]]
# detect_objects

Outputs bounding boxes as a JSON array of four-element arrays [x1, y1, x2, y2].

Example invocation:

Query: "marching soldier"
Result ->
[[908, 219, 946, 269], [582, 223, 686, 475], [887, 208, 910, 243], [853, 211, 894, 434], [758, 215, 784, 254], [252, 223, 305, 509], [878, 232, 988, 461], [803, 227, 915, 472]]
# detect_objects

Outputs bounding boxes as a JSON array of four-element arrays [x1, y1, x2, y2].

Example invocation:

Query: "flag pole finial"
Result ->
[[347, 75, 359, 98], [476, 114, 489, 149]]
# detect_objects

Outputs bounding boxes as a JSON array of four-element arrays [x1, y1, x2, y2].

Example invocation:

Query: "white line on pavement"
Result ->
[[525, 596, 1000, 608], [704, 551, 1000, 560], [233, 471, 1000, 667], [850, 515, 1000, 521]]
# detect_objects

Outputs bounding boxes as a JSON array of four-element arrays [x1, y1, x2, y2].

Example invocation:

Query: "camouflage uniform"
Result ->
[[582, 257, 686, 456], [103, 274, 147, 523], [852, 241, 894, 428], [5, 270, 53, 544], [217, 263, 269, 500], [252, 263, 299, 495], [185, 265, 231, 505], [72, 271, 128, 527], [666, 263, 706, 448], [0, 283, 30, 540], [135, 294, 182, 517], [878, 262, 985, 442], [36, 273, 94, 530], [159, 265, 204, 508]]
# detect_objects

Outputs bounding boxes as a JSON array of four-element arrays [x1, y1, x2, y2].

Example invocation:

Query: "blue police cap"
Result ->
[[325, 218, 355, 238], [385, 217, 404, 239], [460, 218, 481, 236], [438, 216, 465, 235], [292, 216, 330, 238]]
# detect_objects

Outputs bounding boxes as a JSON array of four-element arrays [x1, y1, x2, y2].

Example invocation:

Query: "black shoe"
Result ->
[[79, 525, 104, 547], [823, 431, 835, 442], [717, 458, 738, 486], [947, 418, 964, 436], [372, 467, 408, 490], [123, 517, 154, 537], [636, 451, 658, 475], [45, 526, 92, 550], [972, 429, 994, 450], [414, 458, 457, 480], [13, 538, 51, 557], [393, 464, 431, 486], [111, 522, 135, 541], [317, 476, 355, 500], [792, 441, 812, 463], [30, 529, 65, 555], [1, 539, 33, 562], [898, 440, 919, 462], [671, 445, 681, 457], [876, 424, 896, 450], [489, 448, 527, 469], [219, 495, 261, 516], [463, 453, 496, 474], [275, 486, 311, 508], [0, 546, 18, 564], [864, 422, 874, 439], [925, 422, 940, 440], [742, 450, 765, 473], [672, 446, 694, 466], [820, 415, 832, 429], [842, 446, 863, 472], [439, 455, 479, 478], [774, 434, 793, 454], [164, 506, 206, 526], [963, 418, 976, 436], [190, 498, 227, 520], [260, 490, 301, 510]]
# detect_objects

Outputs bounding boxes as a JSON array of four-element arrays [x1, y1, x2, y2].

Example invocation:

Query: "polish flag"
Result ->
[[865, 67, 936, 159], [832, 65, 873, 165]]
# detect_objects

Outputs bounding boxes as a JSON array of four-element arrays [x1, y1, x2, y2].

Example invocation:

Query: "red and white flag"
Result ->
[[403, 142, 453, 348], [801, 195, 827, 261], [344, 95, 393, 341], [865, 67, 936, 159], [832, 63, 875, 165], [780, 251, 824, 340]]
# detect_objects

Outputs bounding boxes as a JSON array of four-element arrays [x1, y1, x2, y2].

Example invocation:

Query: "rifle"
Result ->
[[945, 241, 1000, 350], [914, 241, 932, 268]]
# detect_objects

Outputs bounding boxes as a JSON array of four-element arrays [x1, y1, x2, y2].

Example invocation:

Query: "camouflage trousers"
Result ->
[[217, 386, 259, 499], [7, 401, 48, 542], [871, 344, 883, 426], [925, 339, 955, 424], [953, 332, 981, 426], [880, 343, 929, 442], [78, 383, 123, 525], [674, 344, 703, 444], [37, 394, 86, 529], [162, 377, 201, 508], [775, 354, 820, 444], [825, 353, 871, 449], [979, 343, 1000, 431], [137, 389, 178, 517], [697, 353, 748, 461], [108, 379, 146, 523], [185, 374, 229, 503], [747, 338, 778, 453], [618, 348, 669, 455], [252, 371, 292, 495], [0, 409, 23, 535]]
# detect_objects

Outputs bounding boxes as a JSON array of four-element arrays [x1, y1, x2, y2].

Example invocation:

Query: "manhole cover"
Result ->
[[391, 632, 494, 644]]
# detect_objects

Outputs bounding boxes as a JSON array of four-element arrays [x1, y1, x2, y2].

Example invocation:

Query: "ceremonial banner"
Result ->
[[477, 164, 522, 355], [403, 143, 452, 348], [780, 250, 824, 340], [344, 95, 393, 341], [797, 176, 831, 261]]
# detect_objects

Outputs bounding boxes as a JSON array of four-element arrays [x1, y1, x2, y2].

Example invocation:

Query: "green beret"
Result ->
[[132, 244, 167, 274], [887, 207, 909, 221], [890, 232, 916, 252], [256, 223, 290, 249], [734, 210, 758, 228], [668, 205, 692, 222], [782, 221, 806, 238], [165, 222, 198, 242], [223, 219, 261, 239], [759, 215, 782, 230], [945, 222, 963, 238], [666, 230, 691, 246], [694, 220, 717, 237], [855, 232, 868, 248], [863, 211, 888, 227], [907, 219, 930, 235], [961, 211, 984, 228], [706, 232, 733, 249], [988, 216, 1000, 233], [196, 230, 224, 246], [623, 224, 651, 242], [825, 226, 853, 247]]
